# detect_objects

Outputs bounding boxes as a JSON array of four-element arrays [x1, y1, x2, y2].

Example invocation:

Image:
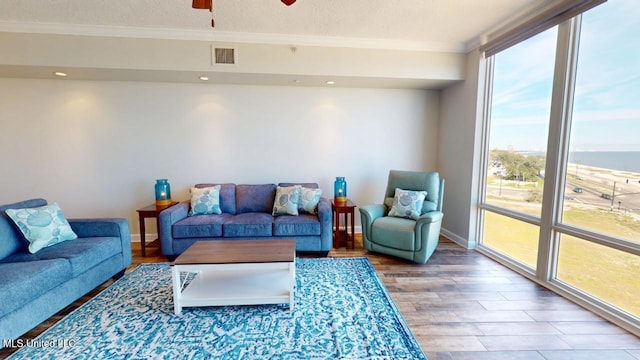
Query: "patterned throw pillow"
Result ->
[[272, 185, 302, 216], [388, 188, 428, 220], [5, 203, 78, 254], [298, 187, 323, 214], [189, 185, 222, 216]]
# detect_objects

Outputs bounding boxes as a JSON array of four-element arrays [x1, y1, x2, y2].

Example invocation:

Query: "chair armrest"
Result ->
[[359, 204, 386, 222], [413, 210, 444, 264], [359, 204, 386, 250], [416, 211, 444, 224], [158, 202, 189, 256], [68, 218, 132, 266]]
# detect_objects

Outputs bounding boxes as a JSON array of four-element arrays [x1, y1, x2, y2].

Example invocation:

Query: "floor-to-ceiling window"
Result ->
[[478, 0, 640, 334], [481, 26, 557, 270], [555, 0, 640, 320]]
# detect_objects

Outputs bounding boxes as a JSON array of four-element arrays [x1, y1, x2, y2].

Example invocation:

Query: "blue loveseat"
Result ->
[[0, 198, 132, 344], [158, 183, 332, 257]]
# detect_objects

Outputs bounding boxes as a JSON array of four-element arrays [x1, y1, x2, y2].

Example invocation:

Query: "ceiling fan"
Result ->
[[192, 0, 296, 27]]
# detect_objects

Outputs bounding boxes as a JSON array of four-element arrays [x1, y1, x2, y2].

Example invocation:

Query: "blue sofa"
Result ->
[[0, 198, 132, 343], [159, 183, 332, 257]]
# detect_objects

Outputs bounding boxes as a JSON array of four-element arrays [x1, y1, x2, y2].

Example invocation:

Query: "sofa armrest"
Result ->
[[69, 218, 130, 239], [68, 218, 132, 266], [158, 202, 189, 256], [316, 197, 333, 251]]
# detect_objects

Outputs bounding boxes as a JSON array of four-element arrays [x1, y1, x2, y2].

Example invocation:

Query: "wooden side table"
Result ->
[[136, 202, 178, 257], [331, 198, 356, 249]]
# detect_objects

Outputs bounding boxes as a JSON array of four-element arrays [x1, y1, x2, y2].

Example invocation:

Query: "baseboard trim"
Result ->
[[440, 228, 474, 249], [130, 234, 148, 243]]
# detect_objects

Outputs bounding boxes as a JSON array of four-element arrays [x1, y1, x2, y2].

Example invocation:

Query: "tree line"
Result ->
[[491, 150, 545, 182]]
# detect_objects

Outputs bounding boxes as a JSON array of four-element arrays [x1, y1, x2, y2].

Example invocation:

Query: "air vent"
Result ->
[[213, 47, 236, 65]]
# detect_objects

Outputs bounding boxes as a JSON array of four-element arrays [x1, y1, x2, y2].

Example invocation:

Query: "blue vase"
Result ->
[[155, 179, 172, 206], [334, 177, 347, 204]]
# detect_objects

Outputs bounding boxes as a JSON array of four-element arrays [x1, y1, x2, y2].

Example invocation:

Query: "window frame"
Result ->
[[476, 14, 640, 336]]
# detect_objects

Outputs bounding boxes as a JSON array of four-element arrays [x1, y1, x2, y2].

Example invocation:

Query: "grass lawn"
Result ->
[[483, 206, 640, 317]]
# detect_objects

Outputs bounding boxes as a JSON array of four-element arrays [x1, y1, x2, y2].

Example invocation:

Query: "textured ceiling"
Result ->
[[0, 0, 538, 51]]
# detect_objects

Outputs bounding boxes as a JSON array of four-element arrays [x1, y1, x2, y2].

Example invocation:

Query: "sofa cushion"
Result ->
[[0, 258, 72, 318], [2, 237, 122, 277], [189, 185, 222, 216], [0, 198, 47, 260], [236, 184, 276, 214], [5, 203, 78, 254], [372, 216, 416, 251], [273, 214, 321, 236], [195, 183, 236, 214], [223, 213, 273, 237], [173, 213, 231, 238]]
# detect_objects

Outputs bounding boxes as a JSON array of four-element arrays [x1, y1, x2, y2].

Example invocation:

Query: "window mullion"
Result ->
[[536, 16, 582, 283]]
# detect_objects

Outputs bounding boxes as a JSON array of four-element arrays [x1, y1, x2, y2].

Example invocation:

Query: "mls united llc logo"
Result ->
[[2, 338, 76, 349]]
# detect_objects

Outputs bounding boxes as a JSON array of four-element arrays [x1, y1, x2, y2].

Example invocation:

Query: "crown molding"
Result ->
[[0, 20, 466, 53], [464, 0, 559, 53], [464, 37, 483, 53]]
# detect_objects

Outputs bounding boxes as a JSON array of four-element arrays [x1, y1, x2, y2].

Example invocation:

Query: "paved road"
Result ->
[[486, 179, 640, 213], [567, 179, 640, 213]]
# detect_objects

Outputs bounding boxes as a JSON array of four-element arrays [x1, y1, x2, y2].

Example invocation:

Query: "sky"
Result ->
[[489, 0, 640, 152]]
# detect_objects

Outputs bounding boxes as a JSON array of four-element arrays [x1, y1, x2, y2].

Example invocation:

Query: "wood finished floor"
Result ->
[[2, 236, 639, 359]]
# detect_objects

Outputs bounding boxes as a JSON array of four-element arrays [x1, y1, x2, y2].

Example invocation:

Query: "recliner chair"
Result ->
[[359, 170, 444, 264]]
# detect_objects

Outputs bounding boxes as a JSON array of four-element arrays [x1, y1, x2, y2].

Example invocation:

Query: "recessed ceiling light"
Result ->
[[54, 72, 67, 77], [326, 81, 335, 85], [199, 76, 209, 81]]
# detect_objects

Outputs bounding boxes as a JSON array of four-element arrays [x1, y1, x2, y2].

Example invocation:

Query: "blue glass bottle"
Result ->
[[334, 177, 347, 205], [155, 179, 172, 206]]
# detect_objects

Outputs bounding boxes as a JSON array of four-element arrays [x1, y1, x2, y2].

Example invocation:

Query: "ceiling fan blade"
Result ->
[[281, 0, 296, 6], [192, 0, 212, 10]]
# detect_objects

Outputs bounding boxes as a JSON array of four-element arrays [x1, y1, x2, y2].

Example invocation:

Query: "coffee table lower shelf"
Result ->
[[172, 262, 295, 315]]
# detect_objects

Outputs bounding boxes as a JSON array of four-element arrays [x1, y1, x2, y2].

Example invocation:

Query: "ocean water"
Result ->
[[568, 152, 640, 173]]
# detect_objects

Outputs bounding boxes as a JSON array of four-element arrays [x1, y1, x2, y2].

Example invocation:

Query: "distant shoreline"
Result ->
[[522, 151, 640, 173], [569, 162, 640, 179]]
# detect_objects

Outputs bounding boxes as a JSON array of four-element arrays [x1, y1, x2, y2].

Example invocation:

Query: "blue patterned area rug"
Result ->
[[8, 257, 426, 359]]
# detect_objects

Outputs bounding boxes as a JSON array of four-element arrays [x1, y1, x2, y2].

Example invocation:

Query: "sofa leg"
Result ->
[[112, 269, 126, 280]]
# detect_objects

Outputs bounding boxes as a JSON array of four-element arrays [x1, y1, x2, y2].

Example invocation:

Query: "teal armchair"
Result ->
[[359, 170, 444, 264]]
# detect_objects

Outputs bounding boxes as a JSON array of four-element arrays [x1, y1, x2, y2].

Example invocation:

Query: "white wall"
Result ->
[[0, 78, 439, 237], [438, 50, 485, 248]]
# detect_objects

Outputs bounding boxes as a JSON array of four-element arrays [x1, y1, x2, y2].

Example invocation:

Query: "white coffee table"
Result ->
[[171, 239, 296, 315]]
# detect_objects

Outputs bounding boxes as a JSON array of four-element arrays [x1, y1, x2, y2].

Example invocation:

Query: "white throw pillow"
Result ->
[[5, 203, 78, 254], [189, 185, 222, 216], [298, 187, 323, 214], [387, 188, 428, 220], [272, 185, 302, 216]]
